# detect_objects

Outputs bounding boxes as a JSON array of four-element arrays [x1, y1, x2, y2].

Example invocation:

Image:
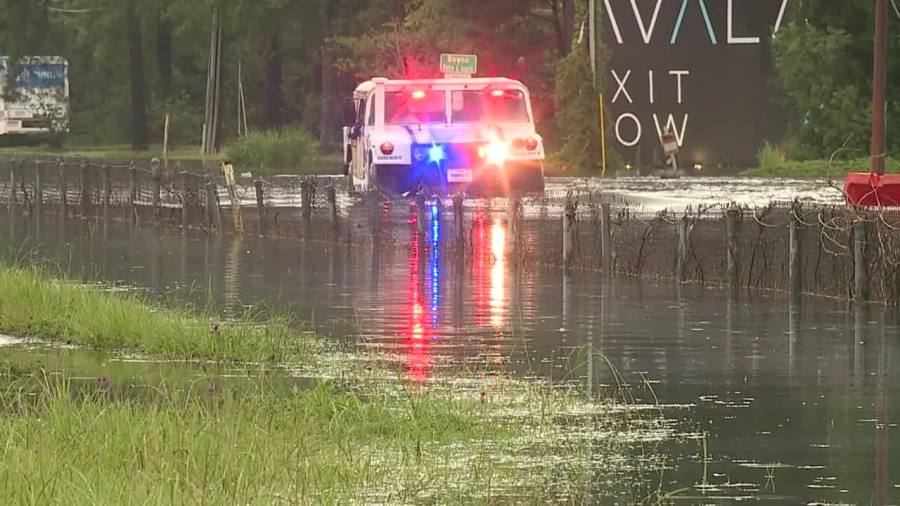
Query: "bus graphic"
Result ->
[[0, 56, 70, 137]]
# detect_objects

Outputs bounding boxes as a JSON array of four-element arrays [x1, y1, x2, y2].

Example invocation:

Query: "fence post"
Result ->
[[102, 164, 112, 215], [854, 219, 869, 302], [205, 174, 222, 232], [254, 179, 266, 235], [676, 214, 689, 282], [601, 202, 612, 274], [726, 207, 740, 288], [563, 193, 576, 269], [58, 159, 67, 217], [301, 179, 313, 218], [34, 162, 44, 214], [8, 158, 17, 208], [151, 157, 162, 224], [128, 162, 137, 223], [180, 171, 190, 229], [453, 193, 465, 249], [79, 160, 90, 218], [789, 202, 802, 296], [327, 182, 338, 225], [416, 192, 427, 236], [508, 193, 521, 251]]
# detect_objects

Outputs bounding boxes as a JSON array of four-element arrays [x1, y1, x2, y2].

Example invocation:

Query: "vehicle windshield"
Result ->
[[385, 90, 446, 124], [451, 89, 529, 123]]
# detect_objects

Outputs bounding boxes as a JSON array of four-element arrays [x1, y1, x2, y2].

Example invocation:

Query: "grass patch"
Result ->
[[0, 140, 344, 175], [743, 147, 900, 178], [0, 142, 212, 163], [0, 370, 668, 504], [0, 265, 316, 363]]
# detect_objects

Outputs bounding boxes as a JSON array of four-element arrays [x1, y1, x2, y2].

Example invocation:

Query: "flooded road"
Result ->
[[1, 205, 897, 503]]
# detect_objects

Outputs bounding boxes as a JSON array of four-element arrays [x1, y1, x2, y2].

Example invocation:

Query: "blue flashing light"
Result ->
[[428, 144, 446, 163]]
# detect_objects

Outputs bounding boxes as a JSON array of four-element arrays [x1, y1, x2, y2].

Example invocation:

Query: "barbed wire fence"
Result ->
[[2, 155, 899, 305]]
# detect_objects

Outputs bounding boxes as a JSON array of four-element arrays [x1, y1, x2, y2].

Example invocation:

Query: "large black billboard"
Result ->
[[603, 0, 790, 168]]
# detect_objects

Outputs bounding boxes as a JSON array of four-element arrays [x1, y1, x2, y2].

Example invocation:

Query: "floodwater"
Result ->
[[1, 198, 897, 503]]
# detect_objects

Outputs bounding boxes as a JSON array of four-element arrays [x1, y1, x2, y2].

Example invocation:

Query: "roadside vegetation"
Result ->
[[0, 142, 212, 163], [743, 142, 900, 178], [0, 265, 316, 363], [0, 263, 675, 502], [224, 127, 323, 176]]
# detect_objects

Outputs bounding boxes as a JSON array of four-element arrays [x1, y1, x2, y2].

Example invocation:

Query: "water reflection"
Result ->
[[489, 220, 505, 330], [1, 208, 899, 502]]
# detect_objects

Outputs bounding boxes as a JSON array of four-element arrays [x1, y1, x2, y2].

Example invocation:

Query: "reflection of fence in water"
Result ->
[[2, 156, 899, 304]]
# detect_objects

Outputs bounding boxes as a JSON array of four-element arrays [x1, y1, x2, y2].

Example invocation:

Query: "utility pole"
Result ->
[[588, 0, 597, 85], [203, 9, 224, 161], [871, 0, 888, 175]]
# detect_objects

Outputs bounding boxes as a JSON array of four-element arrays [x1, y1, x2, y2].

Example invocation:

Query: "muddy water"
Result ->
[[1, 205, 897, 503]]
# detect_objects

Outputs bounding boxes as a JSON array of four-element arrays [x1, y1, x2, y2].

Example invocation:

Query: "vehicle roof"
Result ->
[[354, 77, 526, 93]]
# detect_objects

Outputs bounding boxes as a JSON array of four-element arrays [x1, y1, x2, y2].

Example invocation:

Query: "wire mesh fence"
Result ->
[[2, 155, 899, 304]]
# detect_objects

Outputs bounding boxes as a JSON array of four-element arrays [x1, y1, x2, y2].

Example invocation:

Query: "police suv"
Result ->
[[342, 70, 545, 197]]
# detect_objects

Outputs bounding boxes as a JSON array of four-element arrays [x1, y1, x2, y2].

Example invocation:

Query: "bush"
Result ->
[[225, 127, 320, 175], [148, 92, 205, 147], [756, 142, 787, 171]]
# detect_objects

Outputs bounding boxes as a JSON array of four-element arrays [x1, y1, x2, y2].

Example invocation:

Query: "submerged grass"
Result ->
[[0, 370, 670, 504], [0, 265, 679, 503], [0, 265, 316, 363]]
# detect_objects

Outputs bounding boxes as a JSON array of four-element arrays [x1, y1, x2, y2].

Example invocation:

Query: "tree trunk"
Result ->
[[263, 33, 284, 130], [562, 0, 575, 53], [127, 0, 149, 151], [319, 0, 333, 147], [550, 0, 565, 55], [156, 18, 173, 100]]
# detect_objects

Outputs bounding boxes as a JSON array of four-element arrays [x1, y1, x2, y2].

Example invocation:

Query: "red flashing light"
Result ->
[[380, 141, 395, 155], [490, 89, 505, 97], [411, 90, 426, 100]]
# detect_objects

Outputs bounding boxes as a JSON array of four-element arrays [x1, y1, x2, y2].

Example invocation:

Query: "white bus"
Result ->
[[0, 56, 70, 138]]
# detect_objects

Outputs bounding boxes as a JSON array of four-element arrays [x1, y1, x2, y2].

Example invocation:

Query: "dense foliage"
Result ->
[[774, 2, 900, 160], [0, 0, 611, 173]]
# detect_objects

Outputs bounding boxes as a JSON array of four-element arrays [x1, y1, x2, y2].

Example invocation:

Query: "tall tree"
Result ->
[[263, 32, 284, 129], [127, 0, 149, 150]]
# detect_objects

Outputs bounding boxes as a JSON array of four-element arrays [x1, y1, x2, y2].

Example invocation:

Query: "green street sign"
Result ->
[[440, 54, 477, 76]]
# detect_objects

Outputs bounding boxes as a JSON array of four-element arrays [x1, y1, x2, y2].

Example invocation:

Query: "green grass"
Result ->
[[0, 142, 212, 163], [0, 366, 664, 504], [0, 141, 344, 175], [0, 376, 507, 504], [0, 265, 316, 363], [743, 156, 900, 178]]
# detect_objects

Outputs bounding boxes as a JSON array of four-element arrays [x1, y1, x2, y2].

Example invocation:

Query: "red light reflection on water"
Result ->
[[403, 205, 508, 383], [405, 219, 431, 383]]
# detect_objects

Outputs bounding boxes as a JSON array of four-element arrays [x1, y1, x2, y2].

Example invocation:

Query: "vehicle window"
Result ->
[[451, 89, 529, 123], [368, 95, 376, 126], [384, 90, 445, 125], [357, 98, 366, 125]]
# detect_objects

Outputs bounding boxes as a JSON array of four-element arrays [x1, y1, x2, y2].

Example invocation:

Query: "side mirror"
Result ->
[[342, 99, 357, 126]]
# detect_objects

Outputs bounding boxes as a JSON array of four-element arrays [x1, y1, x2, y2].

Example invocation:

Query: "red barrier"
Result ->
[[844, 173, 900, 207]]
